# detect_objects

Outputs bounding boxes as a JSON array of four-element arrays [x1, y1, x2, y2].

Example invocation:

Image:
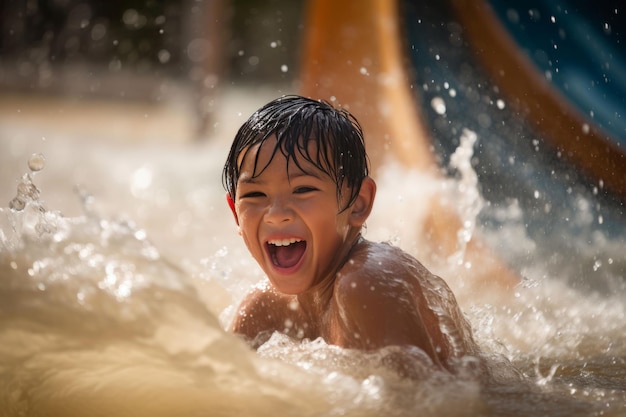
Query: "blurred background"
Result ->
[[0, 0, 303, 142]]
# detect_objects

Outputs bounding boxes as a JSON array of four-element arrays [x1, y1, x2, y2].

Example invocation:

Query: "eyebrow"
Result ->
[[237, 175, 261, 185], [237, 168, 324, 185]]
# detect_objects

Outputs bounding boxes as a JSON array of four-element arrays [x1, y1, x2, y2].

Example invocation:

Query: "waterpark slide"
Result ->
[[299, 0, 625, 289], [299, 0, 519, 291], [450, 1, 626, 203]]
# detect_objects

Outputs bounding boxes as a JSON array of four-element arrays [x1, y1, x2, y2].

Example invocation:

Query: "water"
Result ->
[[1, 90, 625, 416]]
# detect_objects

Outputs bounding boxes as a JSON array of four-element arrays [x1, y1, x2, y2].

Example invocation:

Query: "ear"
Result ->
[[226, 193, 239, 225], [348, 177, 376, 227]]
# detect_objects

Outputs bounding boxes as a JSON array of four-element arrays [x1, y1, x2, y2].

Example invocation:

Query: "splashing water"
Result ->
[[0, 158, 486, 416], [446, 128, 482, 268], [1, 99, 625, 416]]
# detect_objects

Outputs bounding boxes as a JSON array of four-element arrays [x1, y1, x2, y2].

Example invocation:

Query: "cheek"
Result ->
[[333, 209, 352, 231], [236, 210, 262, 247], [312, 211, 350, 240]]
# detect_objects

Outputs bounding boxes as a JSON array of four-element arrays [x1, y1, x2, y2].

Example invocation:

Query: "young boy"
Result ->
[[222, 95, 477, 370]]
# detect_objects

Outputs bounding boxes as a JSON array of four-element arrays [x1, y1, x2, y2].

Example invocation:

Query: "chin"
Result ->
[[270, 277, 310, 296]]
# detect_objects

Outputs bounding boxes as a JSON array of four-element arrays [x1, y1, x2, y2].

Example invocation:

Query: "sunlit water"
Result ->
[[1, 90, 625, 416]]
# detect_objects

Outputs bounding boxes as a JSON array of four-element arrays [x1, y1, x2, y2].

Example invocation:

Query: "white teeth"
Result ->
[[268, 238, 302, 246]]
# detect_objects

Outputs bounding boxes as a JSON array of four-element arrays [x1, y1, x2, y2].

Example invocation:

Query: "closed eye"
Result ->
[[240, 191, 266, 198], [294, 186, 318, 194]]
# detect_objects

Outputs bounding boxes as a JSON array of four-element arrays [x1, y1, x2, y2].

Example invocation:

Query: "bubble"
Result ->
[[28, 153, 45, 172]]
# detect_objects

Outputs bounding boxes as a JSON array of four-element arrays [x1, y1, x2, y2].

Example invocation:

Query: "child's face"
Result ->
[[230, 136, 358, 295]]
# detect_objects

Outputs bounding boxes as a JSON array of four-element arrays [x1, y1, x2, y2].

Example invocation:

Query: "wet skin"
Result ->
[[228, 136, 477, 369]]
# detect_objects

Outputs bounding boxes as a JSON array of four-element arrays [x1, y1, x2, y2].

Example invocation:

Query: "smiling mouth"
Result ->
[[267, 238, 307, 269]]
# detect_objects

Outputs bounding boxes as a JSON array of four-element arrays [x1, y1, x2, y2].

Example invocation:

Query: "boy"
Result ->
[[222, 95, 477, 370]]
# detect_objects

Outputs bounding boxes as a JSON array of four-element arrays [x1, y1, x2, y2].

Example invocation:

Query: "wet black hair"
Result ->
[[222, 95, 369, 211]]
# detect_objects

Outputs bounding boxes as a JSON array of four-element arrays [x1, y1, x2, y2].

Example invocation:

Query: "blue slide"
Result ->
[[401, 0, 625, 289]]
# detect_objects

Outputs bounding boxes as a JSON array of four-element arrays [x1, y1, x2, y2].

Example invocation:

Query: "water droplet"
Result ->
[[430, 96, 446, 115], [158, 49, 171, 63], [506, 9, 520, 24], [28, 153, 45, 172], [582, 123, 590, 134], [9, 197, 25, 211], [91, 23, 107, 41], [593, 260, 602, 271], [280, 64, 288, 73]]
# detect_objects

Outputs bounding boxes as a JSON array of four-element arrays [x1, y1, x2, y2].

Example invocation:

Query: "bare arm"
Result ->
[[230, 285, 284, 345], [230, 283, 306, 347]]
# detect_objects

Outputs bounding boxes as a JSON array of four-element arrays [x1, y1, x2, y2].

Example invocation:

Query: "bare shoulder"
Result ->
[[331, 239, 477, 362], [333, 241, 428, 312], [336, 240, 429, 291], [332, 241, 431, 342]]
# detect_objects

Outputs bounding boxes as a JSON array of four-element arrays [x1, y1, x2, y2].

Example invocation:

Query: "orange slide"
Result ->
[[299, 0, 518, 292]]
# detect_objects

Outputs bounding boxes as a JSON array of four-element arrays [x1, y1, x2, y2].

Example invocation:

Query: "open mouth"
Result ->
[[266, 238, 307, 269]]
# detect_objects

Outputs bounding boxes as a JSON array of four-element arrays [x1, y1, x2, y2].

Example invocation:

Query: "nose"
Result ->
[[264, 196, 294, 224]]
